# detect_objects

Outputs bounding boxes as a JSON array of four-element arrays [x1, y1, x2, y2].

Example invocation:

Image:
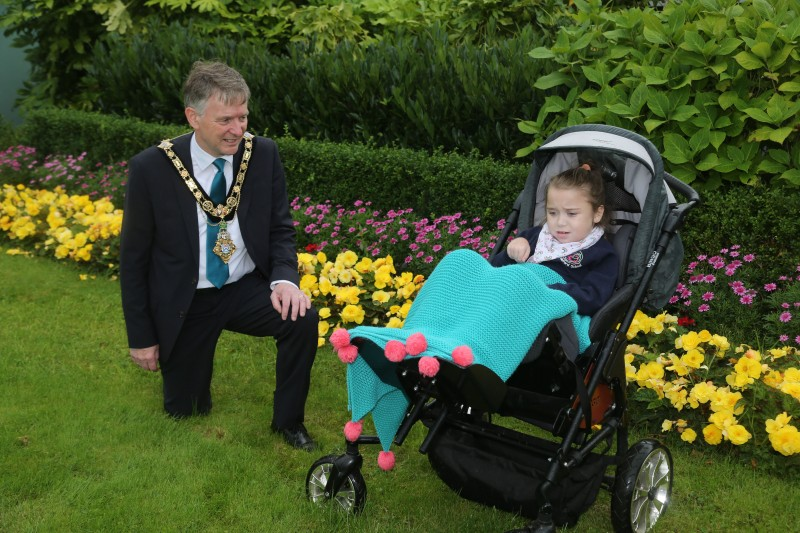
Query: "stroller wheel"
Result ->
[[610, 439, 672, 533], [306, 454, 367, 514]]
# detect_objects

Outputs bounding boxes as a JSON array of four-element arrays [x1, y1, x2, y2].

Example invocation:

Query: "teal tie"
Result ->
[[207, 158, 229, 288]]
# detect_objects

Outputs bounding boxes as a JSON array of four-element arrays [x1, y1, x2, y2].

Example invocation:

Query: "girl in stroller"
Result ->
[[491, 163, 619, 316]]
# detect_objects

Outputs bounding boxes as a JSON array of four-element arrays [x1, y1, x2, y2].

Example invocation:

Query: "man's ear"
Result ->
[[185, 107, 199, 129]]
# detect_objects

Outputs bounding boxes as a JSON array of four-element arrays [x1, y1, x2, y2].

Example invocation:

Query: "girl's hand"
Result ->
[[507, 237, 531, 263]]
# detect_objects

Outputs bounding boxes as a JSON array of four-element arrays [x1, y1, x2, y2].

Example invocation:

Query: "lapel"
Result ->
[[168, 134, 201, 267], [233, 137, 251, 223]]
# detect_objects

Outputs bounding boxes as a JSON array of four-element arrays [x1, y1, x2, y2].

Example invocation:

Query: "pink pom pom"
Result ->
[[384, 340, 407, 363], [377, 450, 396, 471], [344, 420, 363, 442], [329, 328, 351, 350], [418, 356, 440, 377], [451, 345, 474, 367], [406, 332, 428, 356], [337, 344, 359, 364]]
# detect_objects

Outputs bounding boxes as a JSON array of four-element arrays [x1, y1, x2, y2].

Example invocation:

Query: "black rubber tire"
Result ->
[[610, 439, 673, 533], [305, 454, 367, 514]]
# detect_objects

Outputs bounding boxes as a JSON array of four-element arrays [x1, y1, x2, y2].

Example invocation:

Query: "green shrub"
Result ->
[[0, 116, 16, 149], [88, 23, 549, 158], [15, 107, 528, 221], [519, 0, 800, 189], [0, 0, 563, 112], [16, 107, 185, 167]]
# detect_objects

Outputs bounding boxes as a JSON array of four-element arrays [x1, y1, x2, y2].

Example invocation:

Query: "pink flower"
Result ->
[[780, 312, 792, 323], [740, 294, 754, 305], [702, 292, 714, 302], [780, 335, 789, 342], [698, 304, 710, 312], [744, 254, 755, 262], [764, 283, 777, 292]]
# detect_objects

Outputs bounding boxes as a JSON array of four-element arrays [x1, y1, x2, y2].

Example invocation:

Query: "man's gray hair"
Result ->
[[183, 60, 251, 115]]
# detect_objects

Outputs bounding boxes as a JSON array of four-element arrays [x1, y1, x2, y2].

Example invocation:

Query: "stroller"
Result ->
[[305, 125, 700, 532]]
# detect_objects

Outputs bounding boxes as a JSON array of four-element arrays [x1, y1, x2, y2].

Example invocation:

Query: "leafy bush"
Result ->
[[15, 108, 529, 222], [0, 0, 562, 114], [88, 23, 549, 157], [519, 0, 800, 188], [680, 184, 800, 282], [667, 244, 800, 347], [16, 107, 185, 167]]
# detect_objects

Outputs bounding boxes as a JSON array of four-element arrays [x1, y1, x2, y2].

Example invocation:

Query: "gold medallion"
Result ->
[[213, 221, 236, 264]]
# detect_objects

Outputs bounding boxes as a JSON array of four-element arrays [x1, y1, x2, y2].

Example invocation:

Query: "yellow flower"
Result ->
[[318, 276, 333, 296], [703, 424, 723, 445], [340, 304, 365, 324], [675, 331, 700, 351], [708, 410, 734, 429], [338, 268, 353, 284], [317, 337, 326, 348], [661, 419, 673, 432], [74, 244, 93, 261], [768, 425, 800, 456], [318, 320, 330, 337], [373, 264, 394, 289], [300, 274, 318, 296], [689, 381, 716, 404], [318, 307, 331, 320], [697, 330, 712, 343], [682, 349, 705, 369], [766, 412, 793, 434], [338, 250, 359, 268], [355, 257, 373, 273], [709, 389, 744, 415], [335, 286, 362, 305], [780, 382, 800, 401], [371, 290, 391, 304], [784, 367, 800, 382], [680, 428, 697, 443], [316, 251, 327, 264], [710, 334, 730, 354], [769, 347, 788, 360], [725, 424, 752, 446], [386, 317, 403, 328], [762, 369, 783, 388]]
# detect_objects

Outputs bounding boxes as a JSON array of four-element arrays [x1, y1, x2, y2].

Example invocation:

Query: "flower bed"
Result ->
[[626, 311, 800, 466]]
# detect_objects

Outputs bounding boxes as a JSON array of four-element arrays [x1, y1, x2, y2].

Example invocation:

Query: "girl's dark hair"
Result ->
[[546, 162, 611, 228]]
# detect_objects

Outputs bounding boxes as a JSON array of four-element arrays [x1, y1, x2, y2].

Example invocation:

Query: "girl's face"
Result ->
[[545, 186, 604, 244]]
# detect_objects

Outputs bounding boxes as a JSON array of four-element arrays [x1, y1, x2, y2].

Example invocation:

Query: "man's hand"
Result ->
[[506, 237, 532, 263], [271, 282, 311, 321], [130, 345, 160, 372]]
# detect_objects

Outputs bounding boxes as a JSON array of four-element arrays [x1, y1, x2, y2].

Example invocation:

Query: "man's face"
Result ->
[[185, 94, 249, 157]]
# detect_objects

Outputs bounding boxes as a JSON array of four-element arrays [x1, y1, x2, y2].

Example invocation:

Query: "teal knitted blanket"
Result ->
[[345, 249, 591, 451]]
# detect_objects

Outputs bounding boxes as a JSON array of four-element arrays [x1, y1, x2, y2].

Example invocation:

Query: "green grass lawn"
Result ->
[[1, 249, 798, 532]]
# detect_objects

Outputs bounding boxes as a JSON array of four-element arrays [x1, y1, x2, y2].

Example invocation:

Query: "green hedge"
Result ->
[[87, 23, 548, 159], [16, 107, 528, 222], [13, 106, 800, 280]]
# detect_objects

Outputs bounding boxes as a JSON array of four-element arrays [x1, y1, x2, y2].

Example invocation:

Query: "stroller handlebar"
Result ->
[[663, 172, 701, 233]]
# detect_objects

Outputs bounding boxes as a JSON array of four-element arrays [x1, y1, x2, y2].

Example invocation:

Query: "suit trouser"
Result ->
[[159, 272, 318, 428]]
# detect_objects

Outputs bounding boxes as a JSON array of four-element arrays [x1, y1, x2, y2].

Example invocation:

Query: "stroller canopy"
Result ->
[[516, 124, 682, 311]]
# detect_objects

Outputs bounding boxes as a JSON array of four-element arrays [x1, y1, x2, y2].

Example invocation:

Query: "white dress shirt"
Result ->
[[191, 135, 256, 288]]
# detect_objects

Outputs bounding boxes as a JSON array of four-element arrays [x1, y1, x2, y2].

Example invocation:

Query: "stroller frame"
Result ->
[[306, 125, 700, 532]]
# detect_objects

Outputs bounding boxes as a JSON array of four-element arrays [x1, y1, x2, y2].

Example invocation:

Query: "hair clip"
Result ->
[[580, 163, 591, 171]]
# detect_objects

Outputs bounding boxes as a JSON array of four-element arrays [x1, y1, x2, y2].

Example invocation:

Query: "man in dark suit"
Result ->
[[120, 60, 318, 451]]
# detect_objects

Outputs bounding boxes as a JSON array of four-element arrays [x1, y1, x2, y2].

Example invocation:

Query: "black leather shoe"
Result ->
[[271, 423, 317, 451]]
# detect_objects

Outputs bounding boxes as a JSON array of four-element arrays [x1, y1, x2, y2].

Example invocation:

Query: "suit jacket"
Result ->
[[119, 133, 299, 360]]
